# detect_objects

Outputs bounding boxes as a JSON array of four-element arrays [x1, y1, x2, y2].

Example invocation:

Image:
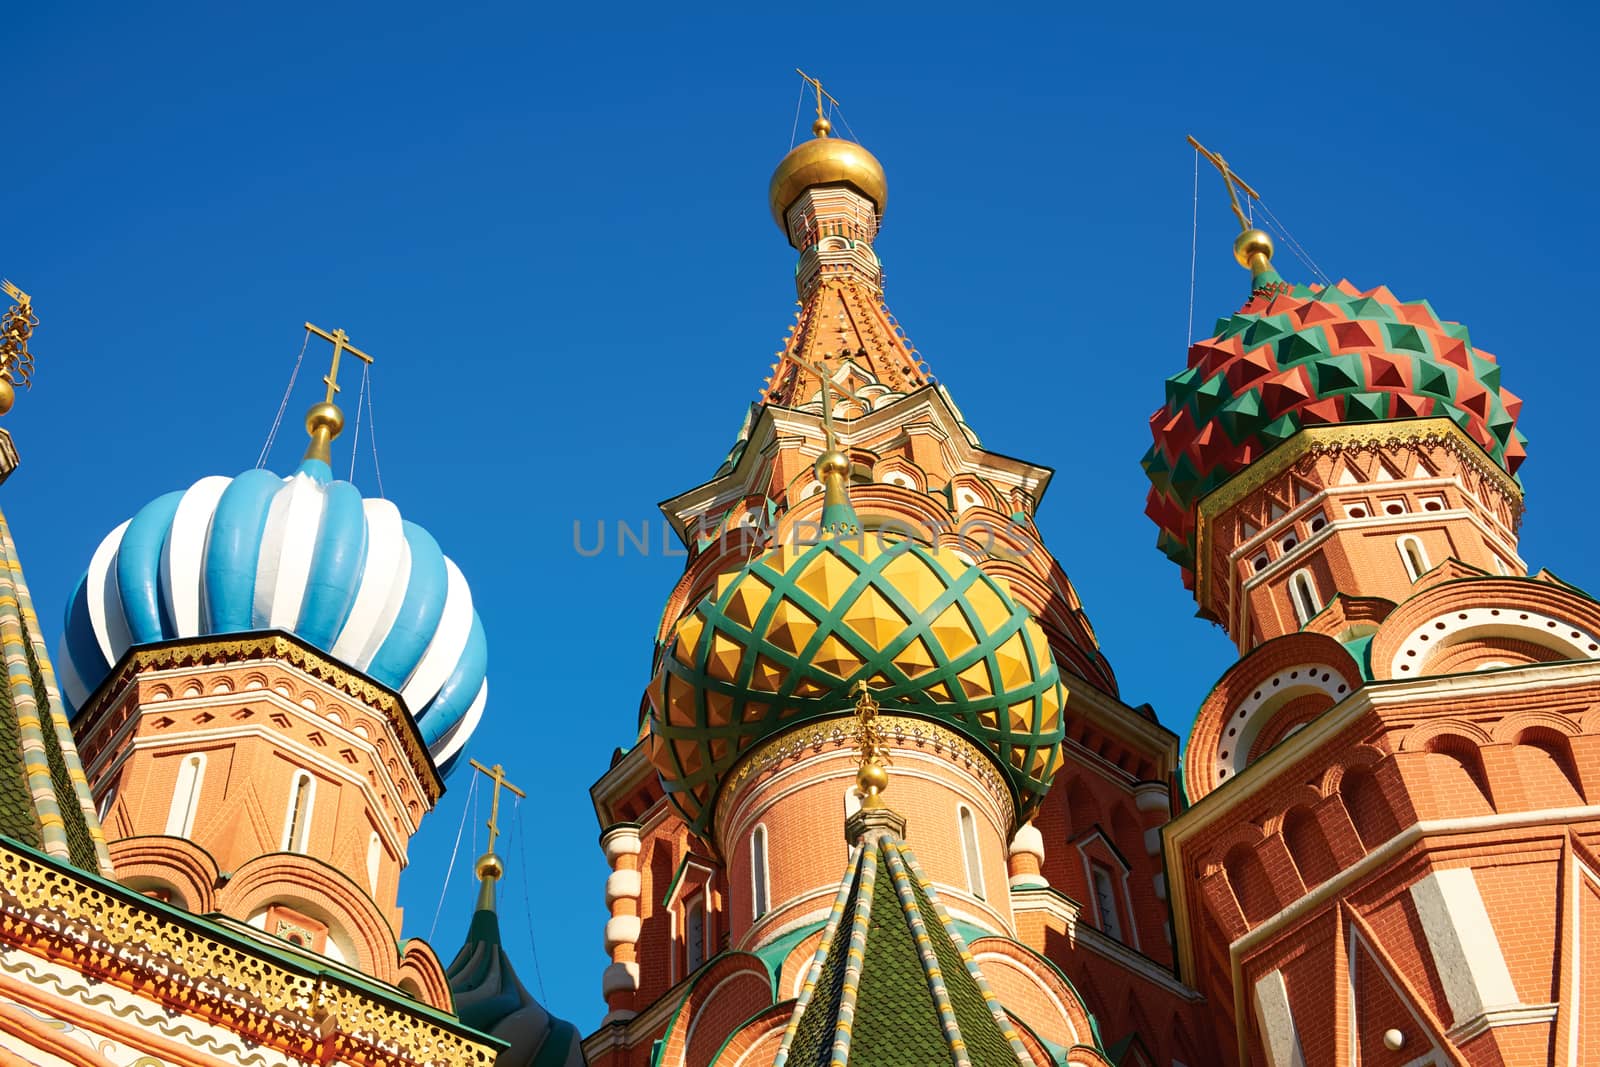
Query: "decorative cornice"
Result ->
[[73, 631, 443, 804], [1195, 418, 1525, 611], [0, 840, 494, 1066]]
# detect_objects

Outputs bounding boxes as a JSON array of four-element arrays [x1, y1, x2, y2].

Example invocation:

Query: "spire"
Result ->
[[1188, 136, 1285, 290], [300, 322, 374, 466], [773, 834, 1036, 1066], [446, 761, 587, 1067]]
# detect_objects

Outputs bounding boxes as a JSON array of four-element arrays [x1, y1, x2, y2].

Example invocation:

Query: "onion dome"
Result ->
[[446, 854, 587, 1067], [768, 116, 888, 236], [58, 456, 487, 771], [648, 453, 1064, 837], [1142, 229, 1527, 578]]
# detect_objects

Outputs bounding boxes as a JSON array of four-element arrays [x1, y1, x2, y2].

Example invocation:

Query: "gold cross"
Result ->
[[304, 322, 374, 405], [468, 759, 526, 857], [1188, 136, 1261, 233], [780, 349, 864, 453], [796, 68, 841, 127]]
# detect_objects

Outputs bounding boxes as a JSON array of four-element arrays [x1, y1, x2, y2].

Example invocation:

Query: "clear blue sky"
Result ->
[[11, 3, 1598, 1032]]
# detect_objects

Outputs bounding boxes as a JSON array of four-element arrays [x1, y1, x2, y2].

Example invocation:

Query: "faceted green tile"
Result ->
[[1242, 315, 1292, 349], [1276, 330, 1326, 365], [1344, 296, 1395, 320], [1342, 391, 1390, 422], [1309, 353, 1365, 394], [1385, 322, 1429, 354], [1260, 412, 1301, 446], [1413, 358, 1456, 400], [1164, 366, 1201, 410], [1190, 374, 1231, 421], [1218, 388, 1268, 443]]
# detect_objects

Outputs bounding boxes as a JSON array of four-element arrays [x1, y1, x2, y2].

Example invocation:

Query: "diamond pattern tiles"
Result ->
[[1142, 278, 1527, 578], [648, 536, 1065, 837]]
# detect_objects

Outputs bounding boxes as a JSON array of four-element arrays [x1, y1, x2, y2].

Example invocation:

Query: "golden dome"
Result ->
[[768, 119, 888, 233]]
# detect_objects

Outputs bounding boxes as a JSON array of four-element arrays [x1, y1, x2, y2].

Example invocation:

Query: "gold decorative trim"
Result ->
[[75, 633, 442, 803], [1195, 419, 1524, 610], [0, 843, 493, 1065], [711, 714, 1014, 833]]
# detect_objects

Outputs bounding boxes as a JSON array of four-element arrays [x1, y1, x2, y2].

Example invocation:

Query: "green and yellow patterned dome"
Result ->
[[647, 505, 1065, 837]]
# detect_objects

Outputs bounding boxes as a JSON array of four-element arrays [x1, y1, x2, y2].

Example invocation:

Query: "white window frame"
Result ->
[[957, 804, 985, 900], [685, 891, 707, 972], [281, 771, 317, 853], [751, 823, 771, 921], [1398, 536, 1430, 582], [1074, 828, 1141, 951], [165, 753, 206, 837]]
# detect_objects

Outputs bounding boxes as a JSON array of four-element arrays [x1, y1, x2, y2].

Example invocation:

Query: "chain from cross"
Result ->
[[0, 279, 38, 389], [468, 759, 526, 857], [1187, 136, 1261, 233], [850, 679, 888, 768], [304, 322, 374, 405]]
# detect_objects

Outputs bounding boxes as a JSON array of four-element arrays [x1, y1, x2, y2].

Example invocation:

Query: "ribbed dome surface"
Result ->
[[59, 459, 486, 770], [1143, 278, 1526, 577], [649, 536, 1064, 836]]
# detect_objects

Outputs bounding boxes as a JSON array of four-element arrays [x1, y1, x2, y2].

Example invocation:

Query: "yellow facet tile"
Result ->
[[724, 574, 773, 630], [962, 578, 1012, 636], [794, 548, 859, 605], [741, 700, 770, 724], [1008, 700, 1036, 734], [879, 551, 945, 616], [666, 674, 698, 728], [957, 660, 993, 699], [706, 633, 744, 682], [811, 633, 863, 680], [842, 584, 908, 649], [766, 598, 820, 655], [930, 603, 978, 661], [704, 689, 735, 728], [751, 655, 786, 692], [992, 631, 1032, 691], [896, 635, 938, 678], [673, 613, 704, 666]]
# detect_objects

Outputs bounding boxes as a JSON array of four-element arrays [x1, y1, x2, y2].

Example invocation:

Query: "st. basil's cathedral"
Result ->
[[0, 82, 1591, 1067]]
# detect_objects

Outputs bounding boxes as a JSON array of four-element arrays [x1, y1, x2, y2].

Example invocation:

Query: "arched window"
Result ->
[[1289, 569, 1322, 625], [1089, 863, 1124, 939], [366, 831, 383, 893], [751, 824, 770, 920], [282, 772, 316, 853], [958, 805, 985, 900], [165, 754, 205, 837], [1398, 536, 1429, 582], [685, 893, 706, 971]]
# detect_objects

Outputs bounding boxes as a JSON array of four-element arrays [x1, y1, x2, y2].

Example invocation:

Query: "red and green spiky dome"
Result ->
[[1142, 277, 1526, 581]]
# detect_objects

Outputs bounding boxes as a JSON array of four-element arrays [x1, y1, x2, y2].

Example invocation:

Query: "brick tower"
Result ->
[[583, 85, 1213, 1067], [1143, 157, 1594, 1064]]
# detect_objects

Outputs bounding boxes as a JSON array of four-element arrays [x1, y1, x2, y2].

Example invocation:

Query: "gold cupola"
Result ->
[[768, 116, 888, 235]]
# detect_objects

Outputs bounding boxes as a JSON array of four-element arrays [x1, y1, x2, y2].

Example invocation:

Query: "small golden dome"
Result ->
[[1233, 228, 1275, 271], [305, 400, 344, 438], [768, 126, 888, 233], [475, 853, 504, 882]]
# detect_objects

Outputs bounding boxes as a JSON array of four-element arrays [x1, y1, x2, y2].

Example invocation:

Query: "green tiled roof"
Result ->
[[775, 829, 1034, 1066], [0, 506, 109, 874]]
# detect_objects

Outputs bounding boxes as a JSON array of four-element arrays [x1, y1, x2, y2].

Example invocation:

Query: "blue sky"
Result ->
[[11, 3, 1598, 1032]]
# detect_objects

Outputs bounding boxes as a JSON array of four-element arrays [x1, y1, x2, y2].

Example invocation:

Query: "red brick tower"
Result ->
[[1145, 155, 1593, 1065], [584, 88, 1213, 1067]]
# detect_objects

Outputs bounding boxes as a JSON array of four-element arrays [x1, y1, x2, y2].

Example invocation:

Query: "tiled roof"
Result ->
[[0, 505, 110, 875], [775, 828, 1035, 1066]]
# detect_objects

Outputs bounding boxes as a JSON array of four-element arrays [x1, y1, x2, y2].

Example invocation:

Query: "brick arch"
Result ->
[[655, 952, 772, 1067], [107, 834, 219, 912], [969, 935, 1096, 1050], [1372, 576, 1600, 680], [1187, 632, 1361, 801], [218, 852, 399, 982], [1336, 759, 1401, 852], [1414, 731, 1496, 816], [1281, 803, 1341, 889], [1259, 784, 1327, 835], [1317, 743, 1388, 795], [1490, 709, 1582, 743], [1223, 840, 1277, 924], [1425, 636, 1567, 673], [711, 1001, 793, 1066], [1399, 717, 1494, 751], [1508, 725, 1586, 807], [397, 939, 453, 1012]]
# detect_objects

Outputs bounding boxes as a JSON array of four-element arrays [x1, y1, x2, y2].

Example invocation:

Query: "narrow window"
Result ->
[[97, 786, 117, 822], [282, 772, 315, 853], [366, 831, 383, 893], [1289, 570, 1321, 625], [1090, 863, 1124, 941], [165, 754, 205, 837], [958, 805, 985, 900], [686, 894, 706, 971], [1398, 536, 1429, 582], [752, 825, 770, 920]]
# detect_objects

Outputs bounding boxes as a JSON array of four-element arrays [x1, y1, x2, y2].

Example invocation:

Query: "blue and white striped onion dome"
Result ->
[[59, 458, 487, 772]]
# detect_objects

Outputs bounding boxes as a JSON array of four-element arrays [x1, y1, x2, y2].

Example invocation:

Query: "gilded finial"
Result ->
[[301, 322, 374, 465], [1187, 136, 1281, 284], [851, 680, 890, 809], [0, 280, 40, 416], [467, 759, 525, 911]]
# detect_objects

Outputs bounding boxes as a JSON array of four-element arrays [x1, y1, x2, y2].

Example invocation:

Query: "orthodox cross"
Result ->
[[796, 68, 841, 127], [468, 759, 526, 857], [1187, 136, 1261, 232], [780, 348, 864, 453], [304, 322, 374, 405]]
